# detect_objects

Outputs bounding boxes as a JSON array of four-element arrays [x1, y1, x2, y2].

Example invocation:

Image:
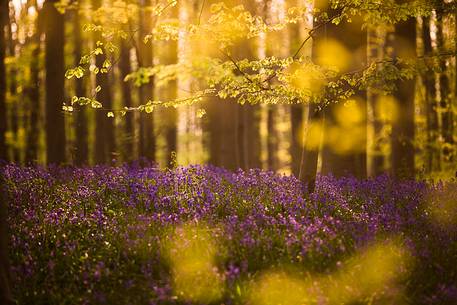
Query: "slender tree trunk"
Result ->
[[0, 172, 14, 304], [25, 3, 41, 164], [0, 0, 7, 161], [267, 106, 279, 171], [162, 3, 178, 167], [73, 7, 88, 165], [300, 103, 323, 193], [119, 40, 134, 162], [238, 104, 261, 169], [0, 1, 14, 301], [367, 26, 385, 176], [44, 0, 66, 165], [138, 0, 155, 162], [436, 7, 454, 163], [391, 15, 416, 178], [7, 7, 19, 163], [298, 0, 327, 192], [455, 11, 457, 167], [290, 104, 303, 176], [93, 0, 115, 164], [237, 0, 261, 170], [422, 16, 440, 172], [207, 99, 239, 170], [263, 0, 279, 172], [288, 0, 304, 177]]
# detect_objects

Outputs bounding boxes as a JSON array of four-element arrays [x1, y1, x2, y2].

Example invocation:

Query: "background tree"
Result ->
[[24, 1, 42, 164], [391, 13, 416, 178], [0, 0, 7, 161], [138, 0, 156, 161], [421, 15, 440, 173], [436, 4, 454, 164], [73, 4, 89, 165], [44, 0, 66, 164]]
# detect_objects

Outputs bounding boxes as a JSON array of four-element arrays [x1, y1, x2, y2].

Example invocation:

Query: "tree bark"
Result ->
[[422, 16, 440, 172], [73, 7, 88, 165], [207, 99, 239, 170], [7, 6, 19, 163], [263, 0, 279, 172], [162, 3, 178, 167], [93, 0, 115, 164], [367, 26, 385, 176], [0, 0, 7, 161], [267, 106, 279, 171], [391, 16, 416, 178], [436, 6, 454, 163], [0, 171, 14, 304], [0, 2, 14, 302], [44, 0, 66, 165], [25, 9, 41, 164], [288, 0, 304, 177], [298, 0, 326, 192], [119, 40, 134, 162], [138, 0, 155, 162]]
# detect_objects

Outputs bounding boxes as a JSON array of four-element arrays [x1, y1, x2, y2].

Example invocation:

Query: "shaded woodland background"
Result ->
[[0, 0, 456, 181]]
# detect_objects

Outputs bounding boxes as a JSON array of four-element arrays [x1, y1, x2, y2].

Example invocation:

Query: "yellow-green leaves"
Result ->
[[196, 109, 206, 118], [65, 66, 85, 79], [62, 105, 73, 112], [91, 100, 102, 109]]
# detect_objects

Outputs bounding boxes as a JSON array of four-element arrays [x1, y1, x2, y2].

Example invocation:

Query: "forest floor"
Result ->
[[2, 163, 457, 304]]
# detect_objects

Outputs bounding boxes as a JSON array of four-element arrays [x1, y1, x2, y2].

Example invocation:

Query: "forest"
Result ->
[[0, 0, 456, 304]]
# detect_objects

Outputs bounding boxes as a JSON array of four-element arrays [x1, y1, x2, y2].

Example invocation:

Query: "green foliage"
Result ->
[[62, 0, 451, 116]]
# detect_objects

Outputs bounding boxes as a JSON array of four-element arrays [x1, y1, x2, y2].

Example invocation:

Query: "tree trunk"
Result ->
[[207, 99, 239, 170], [0, 2, 14, 301], [290, 104, 303, 176], [436, 7, 454, 163], [0, 172, 14, 304], [263, 0, 279, 172], [422, 16, 440, 172], [287, 0, 304, 177], [267, 106, 279, 171], [298, 0, 327, 192], [73, 7, 88, 165], [367, 26, 385, 176], [161, 3, 178, 167], [0, 0, 7, 161], [25, 12, 41, 164], [93, 0, 115, 164], [138, 0, 155, 162], [391, 16, 416, 178], [119, 40, 134, 162], [237, 0, 261, 170], [44, 0, 66, 165], [7, 6, 19, 163]]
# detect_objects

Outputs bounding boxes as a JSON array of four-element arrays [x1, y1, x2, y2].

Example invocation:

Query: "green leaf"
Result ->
[[144, 105, 154, 113], [91, 100, 102, 109], [65, 69, 74, 79], [94, 48, 103, 55]]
